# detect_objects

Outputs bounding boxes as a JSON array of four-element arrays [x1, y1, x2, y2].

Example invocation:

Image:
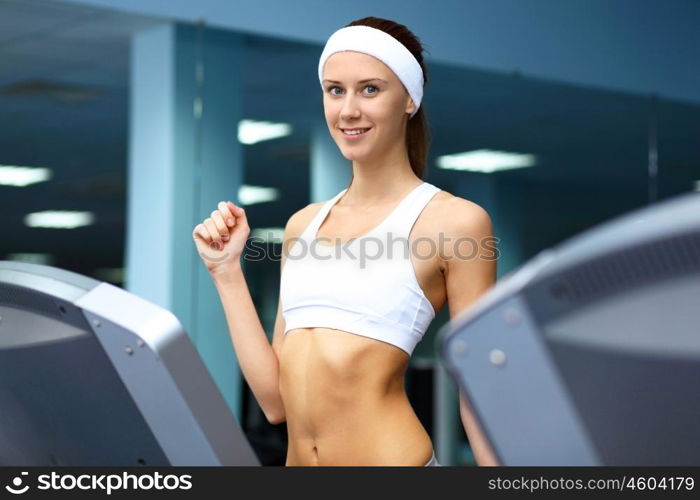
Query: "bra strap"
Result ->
[[301, 188, 347, 240], [385, 182, 441, 240]]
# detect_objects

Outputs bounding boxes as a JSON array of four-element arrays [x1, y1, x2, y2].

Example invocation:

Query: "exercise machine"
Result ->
[[0, 261, 259, 466], [440, 192, 700, 465]]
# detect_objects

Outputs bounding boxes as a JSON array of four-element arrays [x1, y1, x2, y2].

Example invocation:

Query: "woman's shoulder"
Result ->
[[427, 188, 493, 232], [284, 200, 326, 239]]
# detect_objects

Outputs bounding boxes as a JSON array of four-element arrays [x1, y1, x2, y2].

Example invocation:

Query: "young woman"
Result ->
[[192, 16, 499, 467]]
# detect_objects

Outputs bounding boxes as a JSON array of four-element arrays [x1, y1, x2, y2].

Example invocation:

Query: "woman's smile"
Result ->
[[341, 127, 372, 139]]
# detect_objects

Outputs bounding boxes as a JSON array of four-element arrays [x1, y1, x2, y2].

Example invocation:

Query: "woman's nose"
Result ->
[[340, 96, 360, 119]]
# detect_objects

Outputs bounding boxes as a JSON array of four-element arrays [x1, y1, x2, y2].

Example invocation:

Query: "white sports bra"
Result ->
[[279, 181, 442, 356]]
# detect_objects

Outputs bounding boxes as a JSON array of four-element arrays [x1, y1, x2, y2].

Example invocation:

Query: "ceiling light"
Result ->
[[238, 119, 292, 145], [24, 211, 95, 229], [238, 185, 279, 205], [436, 149, 536, 173], [250, 227, 284, 243], [0, 165, 52, 186]]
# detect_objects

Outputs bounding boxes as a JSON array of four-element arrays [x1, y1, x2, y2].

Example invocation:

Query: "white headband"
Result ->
[[318, 25, 424, 118]]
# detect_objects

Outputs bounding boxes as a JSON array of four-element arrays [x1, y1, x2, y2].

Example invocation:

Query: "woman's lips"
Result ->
[[340, 127, 371, 139]]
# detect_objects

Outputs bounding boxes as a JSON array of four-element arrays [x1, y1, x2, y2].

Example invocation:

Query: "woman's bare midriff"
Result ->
[[276, 188, 454, 465], [278, 326, 434, 466]]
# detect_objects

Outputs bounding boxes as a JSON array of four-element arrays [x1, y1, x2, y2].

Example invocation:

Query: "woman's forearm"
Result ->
[[210, 264, 285, 424], [459, 391, 499, 466]]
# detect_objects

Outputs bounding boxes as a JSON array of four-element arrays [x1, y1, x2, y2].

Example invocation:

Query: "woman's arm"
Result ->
[[211, 264, 286, 424], [459, 389, 499, 466], [442, 198, 500, 466], [194, 203, 311, 425]]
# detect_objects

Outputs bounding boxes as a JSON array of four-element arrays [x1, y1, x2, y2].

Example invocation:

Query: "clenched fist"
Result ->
[[192, 200, 249, 275]]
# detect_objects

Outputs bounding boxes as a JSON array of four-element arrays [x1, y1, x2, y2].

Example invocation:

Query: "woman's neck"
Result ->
[[344, 150, 420, 206]]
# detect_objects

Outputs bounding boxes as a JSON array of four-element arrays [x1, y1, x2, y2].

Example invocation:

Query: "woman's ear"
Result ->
[[406, 97, 416, 116]]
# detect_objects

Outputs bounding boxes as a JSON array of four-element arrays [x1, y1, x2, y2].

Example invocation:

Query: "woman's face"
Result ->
[[322, 51, 415, 163]]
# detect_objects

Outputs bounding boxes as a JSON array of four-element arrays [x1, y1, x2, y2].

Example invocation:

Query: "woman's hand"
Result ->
[[192, 200, 249, 275]]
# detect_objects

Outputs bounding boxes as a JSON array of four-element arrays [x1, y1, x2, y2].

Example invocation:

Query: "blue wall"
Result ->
[[58, 0, 700, 104]]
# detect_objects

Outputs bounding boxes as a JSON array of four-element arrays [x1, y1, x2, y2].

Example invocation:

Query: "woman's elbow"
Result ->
[[265, 411, 286, 425], [263, 406, 286, 425]]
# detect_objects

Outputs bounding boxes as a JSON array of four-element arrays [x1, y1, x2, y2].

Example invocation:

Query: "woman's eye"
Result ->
[[327, 85, 378, 96]]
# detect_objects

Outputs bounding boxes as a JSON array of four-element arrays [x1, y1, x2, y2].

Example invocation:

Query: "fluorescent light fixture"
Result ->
[[0, 165, 52, 186], [6, 253, 54, 265], [238, 119, 292, 145], [250, 227, 284, 243], [238, 185, 280, 206], [24, 210, 95, 229], [436, 149, 536, 173]]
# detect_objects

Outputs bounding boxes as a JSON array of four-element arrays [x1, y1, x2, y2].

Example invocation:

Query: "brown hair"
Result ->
[[344, 16, 431, 180]]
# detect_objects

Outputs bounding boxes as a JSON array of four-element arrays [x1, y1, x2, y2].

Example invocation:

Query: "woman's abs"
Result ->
[[278, 327, 434, 466]]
